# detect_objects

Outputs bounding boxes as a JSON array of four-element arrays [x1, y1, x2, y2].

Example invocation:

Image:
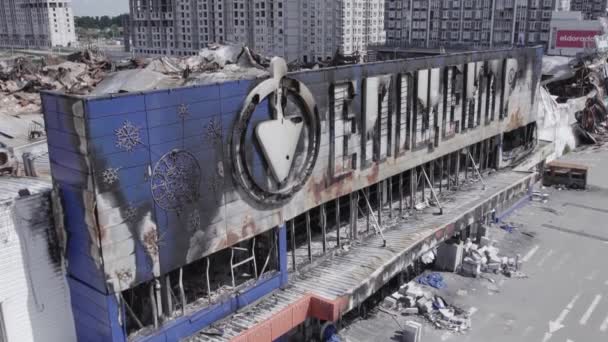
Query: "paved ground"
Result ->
[[340, 146, 608, 342]]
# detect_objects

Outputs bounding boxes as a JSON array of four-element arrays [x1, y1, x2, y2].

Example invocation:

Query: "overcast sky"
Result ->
[[72, 0, 129, 17]]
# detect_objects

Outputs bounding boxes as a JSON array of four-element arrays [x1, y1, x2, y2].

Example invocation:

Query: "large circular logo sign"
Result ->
[[231, 58, 320, 206]]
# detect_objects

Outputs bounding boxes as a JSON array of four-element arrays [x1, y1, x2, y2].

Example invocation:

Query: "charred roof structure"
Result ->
[[40, 46, 544, 341]]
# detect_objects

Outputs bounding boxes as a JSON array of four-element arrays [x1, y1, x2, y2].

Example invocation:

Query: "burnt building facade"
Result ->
[[41, 46, 543, 341]]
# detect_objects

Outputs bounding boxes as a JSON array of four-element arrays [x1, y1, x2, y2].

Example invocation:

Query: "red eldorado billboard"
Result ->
[[556, 30, 602, 48]]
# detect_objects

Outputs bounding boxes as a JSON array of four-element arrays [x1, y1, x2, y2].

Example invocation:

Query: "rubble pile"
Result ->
[[0, 45, 271, 116], [573, 96, 608, 145], [461, 238, 525, 279], [382, 280, 471, 333], [543, 54, 608, 147]]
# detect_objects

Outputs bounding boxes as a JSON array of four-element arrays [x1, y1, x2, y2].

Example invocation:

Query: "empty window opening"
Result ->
[[122, 229, 278, 338]]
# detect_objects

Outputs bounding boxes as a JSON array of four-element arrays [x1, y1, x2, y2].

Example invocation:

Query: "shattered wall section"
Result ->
[[537, 86, 578, 160]]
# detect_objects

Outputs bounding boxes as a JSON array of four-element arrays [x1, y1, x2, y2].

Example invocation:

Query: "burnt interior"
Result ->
[[502, 122, 537, 166], [287, 136, 500, 273], [545, 68, 595, 103], [122, 229, 277, 338]]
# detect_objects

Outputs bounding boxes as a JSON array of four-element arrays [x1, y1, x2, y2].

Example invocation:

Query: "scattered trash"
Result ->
[[500, 223, 515, 233], [401, 321, 422, 342], [432, 296, 447, 310], [382, 296, 398, 309], [531, 191, 550, 202], [479, 274, 496, 283], [435, 242, 464, 272], [414, 200, 429, 211], [417, 272, 446, 289], [460, 236, 525, 279], [420, 250, 436, 264], [402, 307, 419, 315], [572, 96, 608, 145], [456, 289, 468, 296]]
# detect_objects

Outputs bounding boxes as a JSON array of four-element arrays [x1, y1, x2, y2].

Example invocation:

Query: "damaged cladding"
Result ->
[[41, 46, 542, 341]]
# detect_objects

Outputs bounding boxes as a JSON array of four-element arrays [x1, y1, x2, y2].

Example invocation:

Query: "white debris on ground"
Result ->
[[376, 214, 533, 336], [461, 238, 526, 279], [380, 281, 472, 334]]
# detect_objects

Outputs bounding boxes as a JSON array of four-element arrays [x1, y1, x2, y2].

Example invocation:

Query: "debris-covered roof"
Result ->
[[0, 44, 271, 117]]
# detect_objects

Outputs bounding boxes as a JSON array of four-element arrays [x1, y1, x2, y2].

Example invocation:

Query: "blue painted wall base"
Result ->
[[67, 225, 289, 341], [495, 186, 533, 223]]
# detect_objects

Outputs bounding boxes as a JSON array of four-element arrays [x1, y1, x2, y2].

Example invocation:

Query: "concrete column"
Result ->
[[290, 220, 296, 272], [365, 188, 370, 233], [446, 154, 452, 189], [410, 168, 418, 209], [455, 150, 461, 187], [495, 134, 503, 169], [377, 182, 383, 226], [439, 157, 444, 192], [464, 147, 470, 180], [429, 161, 435, 190], [320, 204, 327, 253], [479, 140, 485, 173], [350, 192, 358, 240], [399, 173, 404, 214], [307, 212, 313, 262], [388, 178, 393, 219], [335, 198, 341, 248], [161, 275, 173, 317], [420, 166, 426, 202], [278, 224, 288, 286]]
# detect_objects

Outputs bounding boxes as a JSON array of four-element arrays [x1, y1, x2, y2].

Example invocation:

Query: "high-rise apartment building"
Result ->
[[570, 0, 607, 19], [385, 0, 557, 49], [129, 0, 385, 62], [0, 0, 77, 49]]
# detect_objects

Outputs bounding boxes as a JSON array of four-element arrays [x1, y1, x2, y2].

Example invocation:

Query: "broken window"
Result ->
[[502, 123, 536, 167], [121, 229, 278, 338]]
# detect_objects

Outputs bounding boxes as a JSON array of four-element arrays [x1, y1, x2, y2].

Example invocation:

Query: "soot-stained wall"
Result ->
[[42, 47, 543, 294]]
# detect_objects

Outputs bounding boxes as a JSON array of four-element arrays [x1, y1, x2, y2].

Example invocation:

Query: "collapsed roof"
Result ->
[[0, 44, 271, 117]]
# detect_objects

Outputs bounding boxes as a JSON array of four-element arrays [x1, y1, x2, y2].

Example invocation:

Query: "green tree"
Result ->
[[75, 14, 128, 30]]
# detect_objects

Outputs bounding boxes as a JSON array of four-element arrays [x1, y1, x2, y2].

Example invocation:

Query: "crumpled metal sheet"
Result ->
[[1, 45, 273, 116], [92, 68, 176, 95]]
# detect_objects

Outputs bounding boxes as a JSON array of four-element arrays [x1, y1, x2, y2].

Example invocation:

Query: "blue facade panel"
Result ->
[[41, 48, 542, 341]]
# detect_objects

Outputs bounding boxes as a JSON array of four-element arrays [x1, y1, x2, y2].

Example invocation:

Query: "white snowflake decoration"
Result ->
[[177, 104, 190, 119], [124, 205, 138, 222], [115, 121, 142, 152], [204, 117, 223, 144], [102, 168, 119, 185]]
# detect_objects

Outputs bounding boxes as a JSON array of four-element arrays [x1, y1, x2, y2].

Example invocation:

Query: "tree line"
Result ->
[[75, 14, 129, 30]]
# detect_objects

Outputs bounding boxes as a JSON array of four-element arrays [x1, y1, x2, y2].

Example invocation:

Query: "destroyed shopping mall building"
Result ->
[[41, 46, 544, 341]]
